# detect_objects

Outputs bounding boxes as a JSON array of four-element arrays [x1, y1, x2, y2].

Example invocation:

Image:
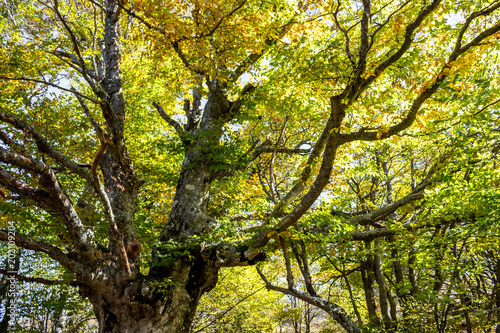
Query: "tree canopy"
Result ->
[[0, 0, 499, 332]]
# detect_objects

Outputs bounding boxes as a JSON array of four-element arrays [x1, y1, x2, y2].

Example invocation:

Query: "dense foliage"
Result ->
[[0, 0, 499, 332]]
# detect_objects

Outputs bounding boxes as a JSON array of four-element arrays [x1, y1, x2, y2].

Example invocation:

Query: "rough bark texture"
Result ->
[[1, 0, 499, 332]]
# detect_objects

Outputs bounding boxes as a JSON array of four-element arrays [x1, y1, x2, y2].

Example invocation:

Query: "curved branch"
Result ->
[[256, 267, 362, 333], [0, 111, 92, 182], [0, 164, 96, 267], [0, 76, 102, 105], [0, 230, 91, 281], [0, 269, 77, 286], [153, 102, 185, 141], [354, 0, 442, 99], [343, 17, 500, 143]]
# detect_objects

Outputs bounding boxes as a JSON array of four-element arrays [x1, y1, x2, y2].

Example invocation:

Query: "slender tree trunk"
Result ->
[[408, 236, 418, 296], [361, 244, 381, 328], [495, 257, 500, 333], [51, 292, 68, 333], [344, 273, 363, 326], [373, 251, 394, 332]]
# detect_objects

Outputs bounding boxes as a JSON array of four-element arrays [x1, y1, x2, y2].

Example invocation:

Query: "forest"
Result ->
[[0, 0, 499, 332]]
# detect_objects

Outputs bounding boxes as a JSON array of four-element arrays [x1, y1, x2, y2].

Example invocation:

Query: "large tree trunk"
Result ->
[[81, 253, 220, 333], [78, 36, 252, 331]]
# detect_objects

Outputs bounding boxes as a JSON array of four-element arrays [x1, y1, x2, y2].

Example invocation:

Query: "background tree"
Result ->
[[0, 0, 499, 332]]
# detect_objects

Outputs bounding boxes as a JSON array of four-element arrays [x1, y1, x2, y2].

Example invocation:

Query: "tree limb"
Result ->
[[0, 76, 102, 105], [153, 102, 186, 140], [0, 269, 77, 286], [0, 229, 91, 282], [0, 162, 96, 267], [256, 267, 362, 333], [0, 111, 92, 182]]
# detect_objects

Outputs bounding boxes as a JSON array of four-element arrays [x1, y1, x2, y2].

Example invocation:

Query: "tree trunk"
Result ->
[[362, 242, 382, 328], [51, 292, 68, 333], [495, 257, 500, 333], [83, 256, 219, 333]]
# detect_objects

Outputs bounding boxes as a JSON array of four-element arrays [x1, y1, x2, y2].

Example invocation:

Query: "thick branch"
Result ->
[[290, 240, 317, 297], [356, 0, 371, 74], [0, 163, 96, 266], [0, 230, 91, 281], [90, 136, 131, 276], [0, 111, 92, 182], [249, 98, 346, 253], [280, 237, 295, 290]]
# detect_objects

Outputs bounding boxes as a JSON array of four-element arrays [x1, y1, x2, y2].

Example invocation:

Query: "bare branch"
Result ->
[[52, 50, 101, 82], [0, 76, 102, 105], [0, 269, 76, 286], [153, 102, 186, 140], [0, 229, 91, 281]]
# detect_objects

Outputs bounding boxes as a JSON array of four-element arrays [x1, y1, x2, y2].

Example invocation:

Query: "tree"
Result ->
[[0, 0, 499, 332], [257, 130, 500, 332]]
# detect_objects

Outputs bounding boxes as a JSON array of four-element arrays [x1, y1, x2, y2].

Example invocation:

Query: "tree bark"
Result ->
[[362, 243, 382, 328]]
